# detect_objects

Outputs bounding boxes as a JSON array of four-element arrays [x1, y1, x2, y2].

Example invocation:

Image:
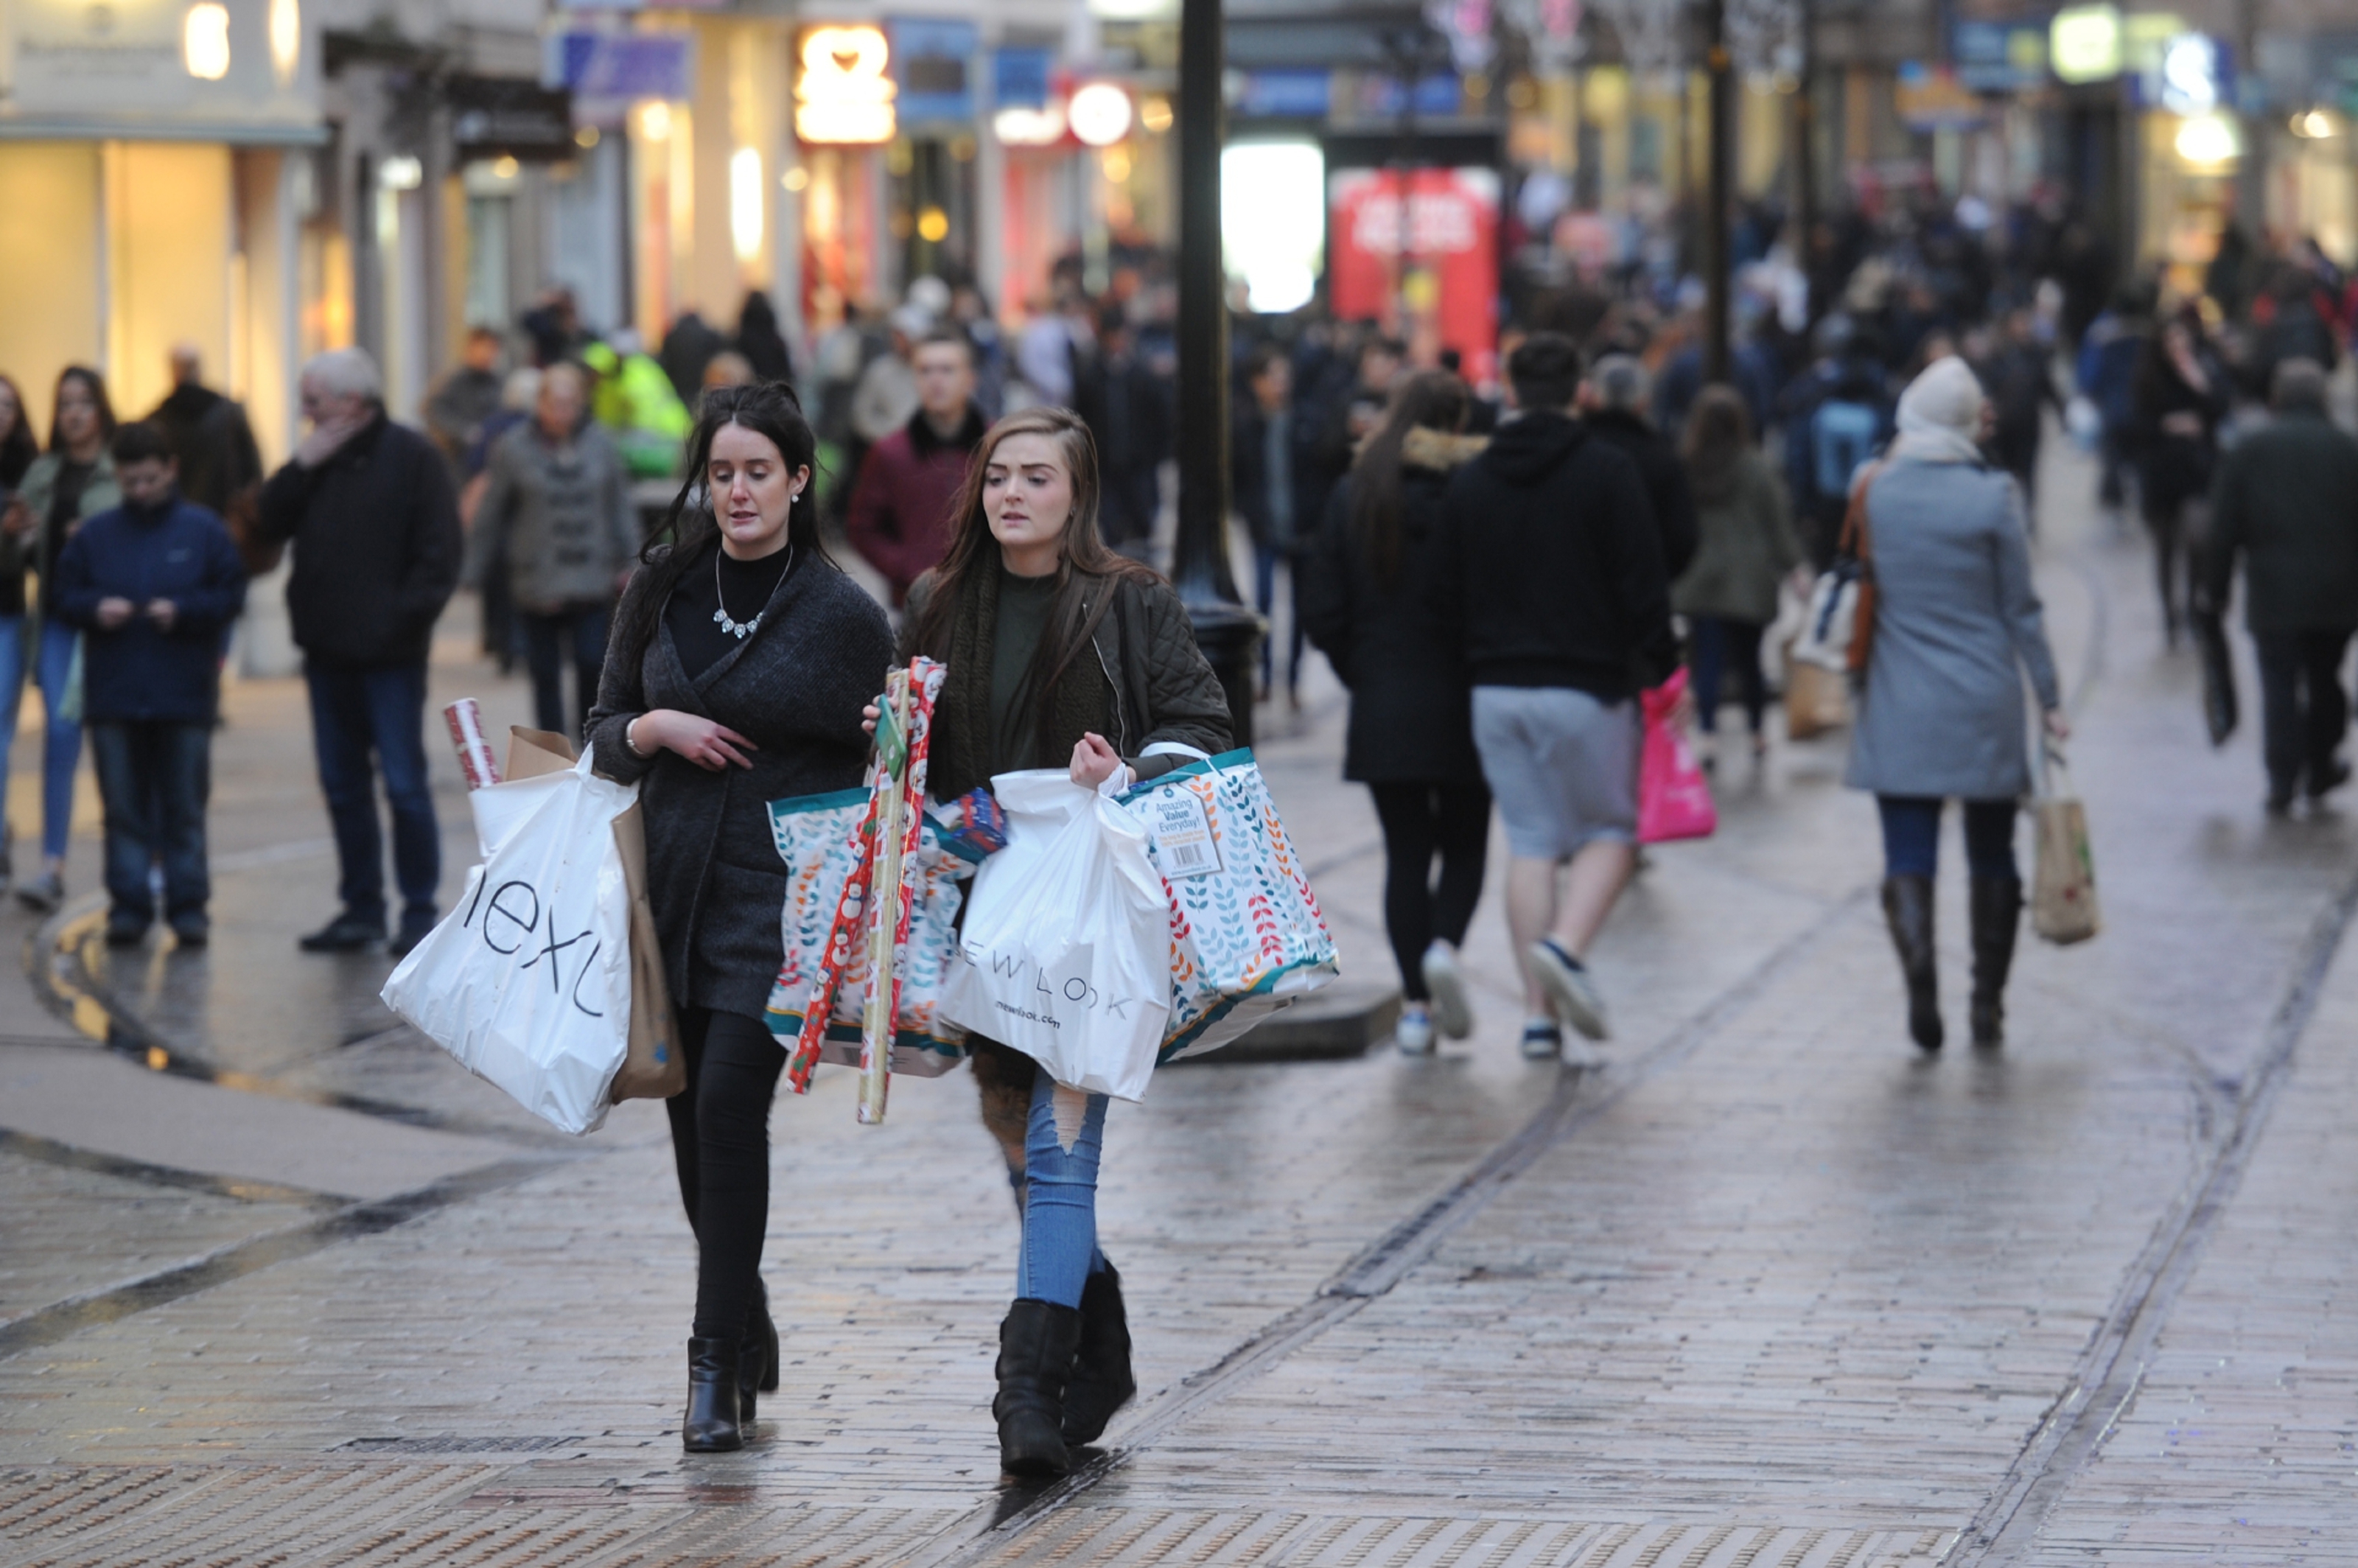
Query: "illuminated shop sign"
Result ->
[[891, 17, 976, 125], [2, 0, 319, 138], [2050, 4, 2121, 84], [797, 24, 895, 144]]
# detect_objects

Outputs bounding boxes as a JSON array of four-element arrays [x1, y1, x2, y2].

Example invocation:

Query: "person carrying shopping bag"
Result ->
[[1845, 357, 2068, 1053], [584, 381, 895, 1453], [1299, 371, 1491, 1054], [888, 405, 1230, 1477]]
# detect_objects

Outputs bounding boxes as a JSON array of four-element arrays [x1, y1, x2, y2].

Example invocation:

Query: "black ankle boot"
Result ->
[[738, 1280, 779, 1421], [1881, 875, 1943, 1051], [682, 1336, 744, 1453], [1969, 876, 2024, 1046], [1062, 1263, 1137, 1446], [993, 1298, 1083, 1478]]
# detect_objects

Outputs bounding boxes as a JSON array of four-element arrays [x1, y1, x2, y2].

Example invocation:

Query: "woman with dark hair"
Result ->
[[895, 405, 1229, 1478], [0, 375, 40, 892], [1673, 383, 1806, 765], [584, 380, 895, 1454], [1300, 371, 1491, 1054], [734, 291, 795, 383], [4, 368, 121, 908], [2131, 306, 2231, 647]]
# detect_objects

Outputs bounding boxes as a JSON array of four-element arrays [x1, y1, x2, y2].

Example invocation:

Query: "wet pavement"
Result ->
[[5, 438, 2358, 1566]]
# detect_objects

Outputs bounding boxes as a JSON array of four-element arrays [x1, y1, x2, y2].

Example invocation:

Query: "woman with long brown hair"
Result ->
[[1672, 383, 1805, 766], [1300, 371, 1491, 1054], [896, 405, 1229, 1477]]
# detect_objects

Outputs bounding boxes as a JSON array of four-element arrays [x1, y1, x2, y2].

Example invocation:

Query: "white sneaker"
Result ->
[[1518, 1018, 1563, 1060], [1421, 942, 1474, 1040], [1395, 1005, 1435, 1056], [1528, 939, 1610, 1041]]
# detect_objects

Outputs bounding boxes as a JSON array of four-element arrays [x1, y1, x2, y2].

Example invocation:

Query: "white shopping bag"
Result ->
[[939, 769, 1172, 1102], [382, 750, 637, 1135]]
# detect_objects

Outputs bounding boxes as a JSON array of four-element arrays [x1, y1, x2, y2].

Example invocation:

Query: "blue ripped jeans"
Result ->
[[1015, 1071, 1110, 1309]]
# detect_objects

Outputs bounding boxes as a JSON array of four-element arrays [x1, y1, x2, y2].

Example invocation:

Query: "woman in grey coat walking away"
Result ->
[[1846, 357, 2068, 1052]]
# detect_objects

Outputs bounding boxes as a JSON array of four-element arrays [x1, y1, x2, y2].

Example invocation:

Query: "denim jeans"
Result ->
[[35, 619, 82, 861], [1689, 617, 1768, 736], [1252, 544, 1305, 693], [88, 721, 211, 921], [1015, 1071, 1109, 1310], [1875, 796, 2019, 881], [2253, 629, 2353, 795], [521, 603, 612, 743], [304, 657, 440, 925]]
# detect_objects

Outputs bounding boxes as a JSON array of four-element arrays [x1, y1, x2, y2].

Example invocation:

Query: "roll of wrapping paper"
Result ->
[[856, 668, 915, 1124], [443, 699, 501, 790]]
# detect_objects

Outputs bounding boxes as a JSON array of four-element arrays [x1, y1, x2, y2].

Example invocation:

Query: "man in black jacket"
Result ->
[[148, 344, 264, 522], [1432, 332, 1680, 1064], [1578, 354, 1698, 580], [256, 348, 463, 955]]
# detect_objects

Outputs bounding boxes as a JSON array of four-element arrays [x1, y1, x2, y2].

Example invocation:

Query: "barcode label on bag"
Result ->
[[1147, 793, 1222, 879]]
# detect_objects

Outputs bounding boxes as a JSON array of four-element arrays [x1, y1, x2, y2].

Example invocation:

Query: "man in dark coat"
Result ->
[[1071, 307, 1171, 556], [2205, 358, 2358, 812], [255, 347, 463, 955], [147, 343, 263, 523], [1431, 332, 1679, 1064], [52, 421, 247, 947], [1231, 346, 1324, 699], [843, 328, 986, 606], [1578, 354, 1698, 580]]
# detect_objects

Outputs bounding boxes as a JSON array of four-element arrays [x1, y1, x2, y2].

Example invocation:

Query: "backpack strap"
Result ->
[[1839, 461, 1883, 676]]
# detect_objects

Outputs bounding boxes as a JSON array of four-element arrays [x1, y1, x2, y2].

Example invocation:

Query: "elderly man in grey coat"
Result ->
[[1847, 356, 2069, 1052]]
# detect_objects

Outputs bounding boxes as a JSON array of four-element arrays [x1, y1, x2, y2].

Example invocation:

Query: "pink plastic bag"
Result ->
[[1637, 669, 1718, 844]]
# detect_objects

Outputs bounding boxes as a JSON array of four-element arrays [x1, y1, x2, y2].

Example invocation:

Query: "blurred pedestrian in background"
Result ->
[[459, 366, 541, 675], [1301, 371, 1492, 1056], [467, 363, 637, 742], [2132, 305, 2230, 648], [5, 365, 121, 911], [1782, 316, 1894, 564], [1232, 346, 1319, 703], [147, 343, 262, 528], [1845, 357, 2065, 1054], [700, 352, 755, 399], [425, 328, 505, 478], [52, 421, 245, 948], [2075, 286, 2149, 519], [1432, 332, 1679, 1064], [0, 376, 36, 497], [1673, 384, 1805, 767], [845, 327, 986, 607], [1074, 306, 1170, 558], [1973, 307, 2060, 520], [0, 374, 39, 890], [2204, 359, 2358, 813], [733, 291, 795, 383], [660, 309, 728, 404], [255, 348, 462, 957], [1578, 353, 1698, 579], [585, 331, 694, 480]]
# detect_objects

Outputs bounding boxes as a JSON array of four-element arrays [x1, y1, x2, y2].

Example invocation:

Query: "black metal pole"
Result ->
[[1793, 0, 1817, 323], [1704, 0, 1733, 382], [1172, 0, 1259, 748]]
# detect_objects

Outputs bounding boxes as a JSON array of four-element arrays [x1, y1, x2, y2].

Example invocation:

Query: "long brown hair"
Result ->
[[908, 407, 1160, 754], [1348, 370, 1469, 589], [1679, 382, 1752, 497]]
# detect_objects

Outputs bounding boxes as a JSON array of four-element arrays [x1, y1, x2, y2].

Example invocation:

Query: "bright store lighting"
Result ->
[[2050, 4, 2121, 85], [917, 206, 950, 243], [183, 3, 231, 81], [2174, 112, 2239, 167], [2293, 109, 2339, 139], [1069, 83, 1134, 148], [731, 147, 765, 261], [993, 104, 1066, 147], [1141, 95, 1174, 134], [1102, 147, 1132, 183], [797, 26, 895, 144], [268, 0, 300, 84], [636, 101, 671, 142], [1222, 141, 1324, 315], [378, 155, 423, 191], [783, 166, 810, 192]]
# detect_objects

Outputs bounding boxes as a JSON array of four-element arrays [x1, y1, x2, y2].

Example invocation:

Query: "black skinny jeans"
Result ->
[[2255, 629, 2354, 794], [666, 1007, 786, 1343], [1368, 781, 1491, 1001]]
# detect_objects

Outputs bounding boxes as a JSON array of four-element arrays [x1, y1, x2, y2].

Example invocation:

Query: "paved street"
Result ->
[[5, 442, 2358, 1567]]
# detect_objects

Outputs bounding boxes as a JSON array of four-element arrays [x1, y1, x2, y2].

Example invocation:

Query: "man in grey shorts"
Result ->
[[1430, 332, 1682, 1063]]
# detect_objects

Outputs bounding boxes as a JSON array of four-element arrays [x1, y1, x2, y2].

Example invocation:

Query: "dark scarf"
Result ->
[[907, 403, 988, 461], [928, 561, 1112, 802]]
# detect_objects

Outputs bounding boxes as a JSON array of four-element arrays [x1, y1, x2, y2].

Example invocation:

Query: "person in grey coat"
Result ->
[[1846, 357, 2068, 1052], [469, 364, 640, 741]]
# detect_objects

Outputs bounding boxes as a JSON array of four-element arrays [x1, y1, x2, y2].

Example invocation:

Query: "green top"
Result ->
[[989, 564, 1060, 777]]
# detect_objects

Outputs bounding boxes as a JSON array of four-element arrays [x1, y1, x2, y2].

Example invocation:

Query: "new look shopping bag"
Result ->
[[939, 770, 1172, 1102], [382, 747, 641, 1135]]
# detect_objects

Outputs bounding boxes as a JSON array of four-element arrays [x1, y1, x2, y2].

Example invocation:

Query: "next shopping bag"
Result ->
[[1637, 669, 1717, 844], [1116, 749, 1338, 1063], [939, 769, 1173, 1102]]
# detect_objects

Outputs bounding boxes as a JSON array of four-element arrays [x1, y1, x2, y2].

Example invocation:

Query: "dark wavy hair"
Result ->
[[48, 366, 118, 454], [0, 374, 36, 489], [1349, 371, 1469, 590], [907, 407, 1161, 757], [612, 379, 831, 674]]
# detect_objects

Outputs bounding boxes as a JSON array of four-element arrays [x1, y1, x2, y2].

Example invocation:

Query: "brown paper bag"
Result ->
[[1783, 657, 1850, 741], [505, 728, 685, 1102], [2030, 748, 2100, 946]]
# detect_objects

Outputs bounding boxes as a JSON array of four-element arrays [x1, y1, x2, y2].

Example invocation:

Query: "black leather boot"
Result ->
[[682, 1336, 744, 1453], [1969, 877, 2025, 1047], [1881, 875, 1943, 1052], [1062, 1263, 1137, 1446], [993, 1298, 1082, 1478], [738, 1279, 779, 1422]]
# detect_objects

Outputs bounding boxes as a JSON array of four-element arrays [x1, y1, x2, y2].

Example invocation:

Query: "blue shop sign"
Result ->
[[553, 32, 693, 102], [993, 46, 1053, 111], [1239, 70, 1332, 119], [892, 17, 978, 125], [1953, 18, 2050, 93]]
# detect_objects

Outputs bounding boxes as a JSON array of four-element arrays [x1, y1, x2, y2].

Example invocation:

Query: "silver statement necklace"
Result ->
[[713, 542, 790, 641]]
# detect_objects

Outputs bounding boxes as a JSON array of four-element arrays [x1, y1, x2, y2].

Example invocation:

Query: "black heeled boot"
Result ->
[[1062, 1263, 1136, 1446], [1969, 876, 2024, 1047], [682, 1336, 744, 1453], [738, 1279, 780, 1422], [993, 1298, 1083, 1478], [1881, 875, 1943, 1052]]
